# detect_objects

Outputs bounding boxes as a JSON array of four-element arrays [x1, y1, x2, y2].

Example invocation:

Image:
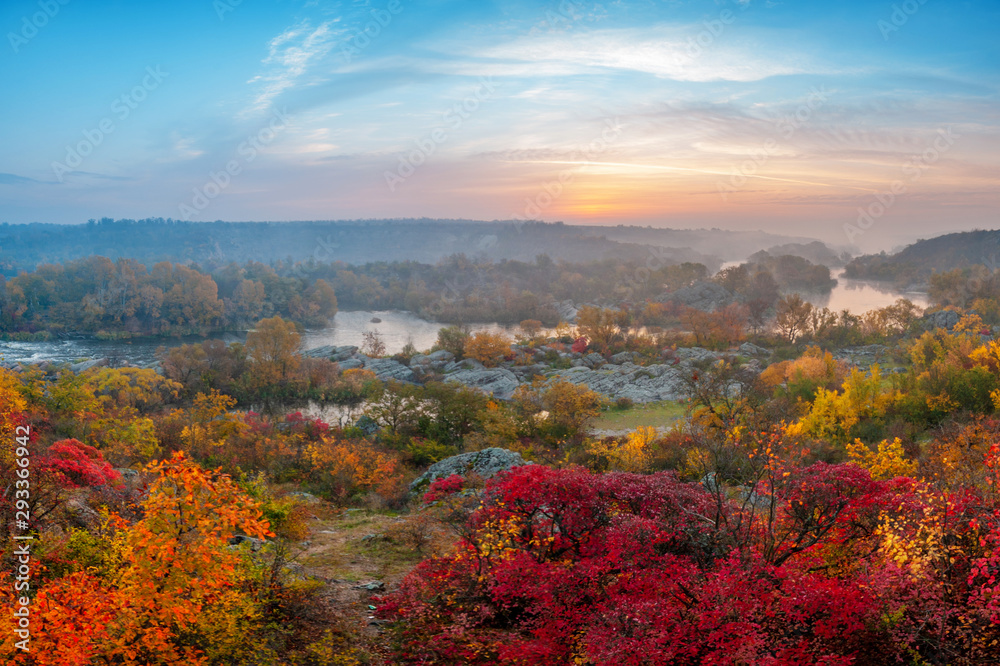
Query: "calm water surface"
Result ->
[[0, 276, 927, 366]]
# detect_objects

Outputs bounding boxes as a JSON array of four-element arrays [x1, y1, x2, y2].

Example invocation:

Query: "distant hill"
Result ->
[[845, 229, 1000, 287], [578, 226, 834, 263], [0, 218, 712, 276], [761, 241, 847, 268], [0, 218, 827, 277]]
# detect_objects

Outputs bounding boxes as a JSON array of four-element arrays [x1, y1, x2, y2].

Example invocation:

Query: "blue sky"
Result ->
[[0, 0, 997, 251]]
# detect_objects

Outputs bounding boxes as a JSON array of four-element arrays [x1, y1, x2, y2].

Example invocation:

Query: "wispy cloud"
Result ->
[[435, 26, 816, 82], [0, 173, 49, 185], [245, 20, 339, 114]]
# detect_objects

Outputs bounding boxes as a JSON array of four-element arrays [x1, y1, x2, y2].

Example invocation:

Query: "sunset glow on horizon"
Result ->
[[1, 0, 997, 251]]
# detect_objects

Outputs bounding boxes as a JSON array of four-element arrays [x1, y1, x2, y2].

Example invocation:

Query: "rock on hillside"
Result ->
[[444, 368, 520, 399], [409, 448, 528, 491], [549, 362, 690, 403]]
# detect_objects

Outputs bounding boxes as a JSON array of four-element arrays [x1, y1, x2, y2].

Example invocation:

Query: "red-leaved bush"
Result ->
[[378, 464, 1000, 664], [42, 439, 122, 488], [422, 474, 465, 504]]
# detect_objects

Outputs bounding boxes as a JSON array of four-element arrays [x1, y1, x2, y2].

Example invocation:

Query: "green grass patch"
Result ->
[[593, 400, 688, 431]]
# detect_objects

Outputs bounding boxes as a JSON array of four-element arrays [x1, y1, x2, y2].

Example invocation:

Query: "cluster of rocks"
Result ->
[[831, 345, 890, 367], [304, 341, 774, 404], [919, 310, 960, 331]]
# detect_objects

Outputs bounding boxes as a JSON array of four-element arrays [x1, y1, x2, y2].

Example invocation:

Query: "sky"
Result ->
[[0, 0, 997, 252]]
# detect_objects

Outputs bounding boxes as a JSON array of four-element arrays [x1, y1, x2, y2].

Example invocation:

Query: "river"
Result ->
[[0, 311, 518, 366], [0, 275, 927, 366], [802, 269, 928, 312]]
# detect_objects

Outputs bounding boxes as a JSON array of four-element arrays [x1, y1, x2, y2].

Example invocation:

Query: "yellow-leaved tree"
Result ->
[[845, 437, 916, 480], [587, 426, 658, 472]]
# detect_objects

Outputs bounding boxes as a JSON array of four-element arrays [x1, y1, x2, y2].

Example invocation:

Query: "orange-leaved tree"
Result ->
[[1, 451, 274, 665]]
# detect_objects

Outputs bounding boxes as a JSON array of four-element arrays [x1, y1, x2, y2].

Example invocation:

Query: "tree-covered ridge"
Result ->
[[0, 219, 722, 276], [846, 229, 1000, 287]]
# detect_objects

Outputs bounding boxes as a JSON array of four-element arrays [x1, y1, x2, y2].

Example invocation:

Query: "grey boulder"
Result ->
[[410, 447, 528, 491]]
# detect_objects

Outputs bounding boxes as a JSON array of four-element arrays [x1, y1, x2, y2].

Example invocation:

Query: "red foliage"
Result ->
[[282, 411, 331, 444], [422, 474, 465, 504], [41, 439, 122, 488], [571, 337, 589, 354], [378, 465, 899, 664]]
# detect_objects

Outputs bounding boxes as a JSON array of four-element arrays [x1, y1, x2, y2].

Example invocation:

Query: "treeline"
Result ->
[[0, 254, 711, 335], [0, 256, 337, 336], [293, 255, 710, 325], [0, 250, 839, 338]]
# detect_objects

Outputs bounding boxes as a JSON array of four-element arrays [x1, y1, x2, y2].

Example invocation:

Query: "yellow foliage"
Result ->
[[876, 485, 958, 579], [953, 312, 985, 334], [846, 437, 916, 480], [587, 426, 658, 472], [971, 339, 1000, 374], [793, 366, 891, 445], [794, 387, 858, 444]]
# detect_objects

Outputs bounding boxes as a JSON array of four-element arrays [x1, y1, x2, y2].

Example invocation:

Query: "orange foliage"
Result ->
[[463, 331, 513, 367], [306, 436, 405, 501], [1, 452, 272, 665]]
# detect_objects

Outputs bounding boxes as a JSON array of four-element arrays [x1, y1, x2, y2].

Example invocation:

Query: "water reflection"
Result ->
[[802, 270, 928, 313], [299, 310, 517, 355]]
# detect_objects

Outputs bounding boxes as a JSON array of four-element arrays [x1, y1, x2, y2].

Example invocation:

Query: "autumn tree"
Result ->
[[576, 305, 630, 352], [775, 293, 813, 342], [435, 325, 469, 358], [361, 329, 387, 357], [463, 330, 512, 367]]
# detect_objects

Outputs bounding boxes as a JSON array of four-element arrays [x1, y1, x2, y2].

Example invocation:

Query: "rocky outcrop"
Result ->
[[63, 498, 101, 528], [920, 310, 960, 331], [832, 345, 889, 367], [409, 447, 528, 491], [361, 356, 416, 383], [409, 349, 455, 376], [548, 362, 690, 403], [445, 368, 520, 399], [302, 342, 742, 404], [738, 342, 771, 357], [553, 300, 579, 323], [68, 358, 108, 373]]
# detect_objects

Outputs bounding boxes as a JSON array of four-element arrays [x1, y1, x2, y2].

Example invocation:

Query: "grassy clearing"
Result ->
[[593, 400, 689, 433]]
